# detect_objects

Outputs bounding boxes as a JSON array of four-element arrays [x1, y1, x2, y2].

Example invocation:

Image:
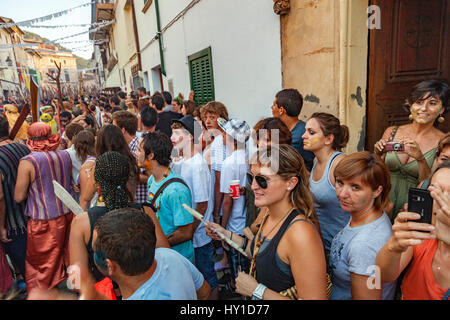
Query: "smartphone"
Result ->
[[385, 141, 405, 152], [407, 188, 433, 225]]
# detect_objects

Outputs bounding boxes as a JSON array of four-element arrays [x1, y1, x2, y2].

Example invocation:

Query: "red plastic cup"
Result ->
[[230, 180, 241, 199]]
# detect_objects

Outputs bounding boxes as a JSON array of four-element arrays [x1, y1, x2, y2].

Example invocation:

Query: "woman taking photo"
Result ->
[[302, 112, 350, 255], [374, 80, 448, 221], [206, 144, 327, 300], [329, 152, 396, 300]]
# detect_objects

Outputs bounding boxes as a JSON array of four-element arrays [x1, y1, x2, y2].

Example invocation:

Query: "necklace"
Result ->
[[249, 206, 294, 278], [259, 207, 294, 243]]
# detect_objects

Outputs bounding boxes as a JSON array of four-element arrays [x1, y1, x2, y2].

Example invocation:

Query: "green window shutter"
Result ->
[[188, 47, 215, 106]]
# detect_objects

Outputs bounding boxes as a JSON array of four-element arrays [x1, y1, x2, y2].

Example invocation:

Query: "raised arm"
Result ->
[[376, 211, 435, 283]]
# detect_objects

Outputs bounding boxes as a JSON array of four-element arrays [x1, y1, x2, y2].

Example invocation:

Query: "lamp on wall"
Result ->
[[6, 56, 13, 67]]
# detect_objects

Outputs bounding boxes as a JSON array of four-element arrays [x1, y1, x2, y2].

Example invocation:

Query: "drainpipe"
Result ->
[[154, 0, 166, 76]]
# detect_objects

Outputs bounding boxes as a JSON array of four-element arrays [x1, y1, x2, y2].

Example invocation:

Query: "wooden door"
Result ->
[[367, 0, 450, 150]]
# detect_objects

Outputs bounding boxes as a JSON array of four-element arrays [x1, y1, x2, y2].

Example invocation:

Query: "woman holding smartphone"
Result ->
[[376, 160, 450, 300], [374, 80, 448, 222], [206, 144, 327, 300]]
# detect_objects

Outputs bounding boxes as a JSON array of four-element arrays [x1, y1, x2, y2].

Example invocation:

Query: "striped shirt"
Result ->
[[210, 135, 230, 172], [129, 136, 147, 203], [0, 143, 30, 233], [22, 150, 73, 220]]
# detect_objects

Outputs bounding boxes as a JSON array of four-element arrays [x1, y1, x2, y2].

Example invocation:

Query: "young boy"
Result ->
[[137, 131, 195, 262], [217, 118, 251, 278], [170, 115, 218, 298]]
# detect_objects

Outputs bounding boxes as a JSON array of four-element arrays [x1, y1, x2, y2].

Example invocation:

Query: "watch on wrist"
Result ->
[[252, 283, 267, 300]]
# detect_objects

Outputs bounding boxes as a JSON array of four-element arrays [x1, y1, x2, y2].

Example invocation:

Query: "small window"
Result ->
[[188, 47, 215, 106]]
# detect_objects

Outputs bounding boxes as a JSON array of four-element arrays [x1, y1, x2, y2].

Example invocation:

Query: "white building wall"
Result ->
[[135, 0, 282, 127]]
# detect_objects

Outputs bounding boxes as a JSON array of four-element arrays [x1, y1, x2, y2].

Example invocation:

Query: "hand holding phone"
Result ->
[[407, 188, 433, 225], [388, 210, 436, 253]]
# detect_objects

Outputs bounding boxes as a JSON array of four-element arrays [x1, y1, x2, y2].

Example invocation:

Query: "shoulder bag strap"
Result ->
[[388, 126, 400, 142], [145, 178, 189, 212]]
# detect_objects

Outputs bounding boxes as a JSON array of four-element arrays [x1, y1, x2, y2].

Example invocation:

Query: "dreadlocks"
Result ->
[[94, 151, 130, 212]]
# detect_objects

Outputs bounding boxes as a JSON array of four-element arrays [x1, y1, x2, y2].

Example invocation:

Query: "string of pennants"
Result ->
[[2, 66, 100, 73], [0, 2, 95, 29], [0, 21, 114, 49]]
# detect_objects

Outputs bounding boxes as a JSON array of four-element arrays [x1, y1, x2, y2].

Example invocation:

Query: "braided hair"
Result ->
[[94, 151, 130, 212]]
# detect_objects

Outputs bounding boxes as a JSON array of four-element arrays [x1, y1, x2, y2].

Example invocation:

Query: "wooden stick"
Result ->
[[182, 204, 248, 257]]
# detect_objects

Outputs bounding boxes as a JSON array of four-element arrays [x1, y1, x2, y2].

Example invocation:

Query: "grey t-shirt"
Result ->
[[329, 213, 396, 300]]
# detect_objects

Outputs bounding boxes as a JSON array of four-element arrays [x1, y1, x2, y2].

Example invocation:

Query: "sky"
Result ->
[[0, 0, 94, 60]]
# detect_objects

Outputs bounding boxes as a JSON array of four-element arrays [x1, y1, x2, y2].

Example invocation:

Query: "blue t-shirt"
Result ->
[[329, 213, 396, 300], [147, 170, 194, 262], [291, 120, 314, 171], [127, 248, 205, 300]]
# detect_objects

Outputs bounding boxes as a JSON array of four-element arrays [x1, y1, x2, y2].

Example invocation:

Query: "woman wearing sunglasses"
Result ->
[[302, 112, 351, 255], [205, 144, 327, 300]]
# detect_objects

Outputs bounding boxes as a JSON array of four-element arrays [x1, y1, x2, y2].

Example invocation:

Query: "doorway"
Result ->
[[366, 0, 450, 150]]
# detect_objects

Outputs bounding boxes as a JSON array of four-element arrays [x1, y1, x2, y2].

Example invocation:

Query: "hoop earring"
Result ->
[[409, 114, 413, 121], [97, 187, 104, 203]]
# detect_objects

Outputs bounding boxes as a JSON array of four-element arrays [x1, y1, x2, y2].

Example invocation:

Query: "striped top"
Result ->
[[0, 143, 31, 233], [22, 150, 73, 220]]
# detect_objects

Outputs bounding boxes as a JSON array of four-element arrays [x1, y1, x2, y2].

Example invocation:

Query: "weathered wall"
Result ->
[[281, 0, 340, 121], [281, 0, 369, 153]]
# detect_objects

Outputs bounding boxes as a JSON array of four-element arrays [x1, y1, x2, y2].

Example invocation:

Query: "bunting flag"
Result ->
[[0, 20, 114, 49], [0, 2, 95, 29], [20, 21, 112, 29]]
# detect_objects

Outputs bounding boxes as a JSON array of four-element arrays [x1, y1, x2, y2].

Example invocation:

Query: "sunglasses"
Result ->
[[249, 173, 283, 189]]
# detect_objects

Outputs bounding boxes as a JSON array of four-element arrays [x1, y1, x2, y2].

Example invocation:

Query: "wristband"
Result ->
[[252, 283, 267, 300]]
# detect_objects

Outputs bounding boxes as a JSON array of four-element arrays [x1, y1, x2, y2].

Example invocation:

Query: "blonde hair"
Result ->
[[251, 144, 317, 223]]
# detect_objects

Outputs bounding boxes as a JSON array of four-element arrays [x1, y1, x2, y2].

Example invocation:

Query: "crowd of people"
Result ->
[[0, 80, 449, 300]]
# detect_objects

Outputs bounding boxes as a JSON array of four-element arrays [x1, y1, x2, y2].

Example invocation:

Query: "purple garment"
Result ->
[[22, 150, 73, 220]]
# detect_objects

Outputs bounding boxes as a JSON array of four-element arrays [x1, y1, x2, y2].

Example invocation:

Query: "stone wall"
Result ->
[[280, 0, 369, 153]]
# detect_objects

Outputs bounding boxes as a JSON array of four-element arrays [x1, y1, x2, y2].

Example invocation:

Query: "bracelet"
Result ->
[[229, 232, 233, 241], [416, 155, 425, 161], [252, 283, 267, 300]]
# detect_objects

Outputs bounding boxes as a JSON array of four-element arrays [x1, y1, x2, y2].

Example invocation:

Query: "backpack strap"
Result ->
[[145, 178, 189, 212]]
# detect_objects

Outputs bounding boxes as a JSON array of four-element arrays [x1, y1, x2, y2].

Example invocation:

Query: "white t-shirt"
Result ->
[[171, 152, 213, 248], [65, 145, 82, 185], [220, 148, 248, 235]]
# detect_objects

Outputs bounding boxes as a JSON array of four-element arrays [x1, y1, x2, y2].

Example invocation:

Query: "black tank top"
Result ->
[[86, 203, 142, 282], [250, 209, 315, 292]]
